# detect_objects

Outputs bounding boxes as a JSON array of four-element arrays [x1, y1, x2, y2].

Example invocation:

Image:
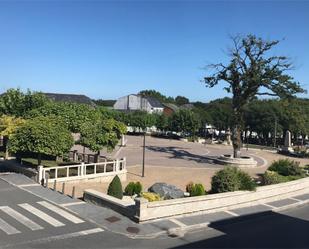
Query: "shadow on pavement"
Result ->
[[168, 210, 309, 248], [146, 146, 216, 164]]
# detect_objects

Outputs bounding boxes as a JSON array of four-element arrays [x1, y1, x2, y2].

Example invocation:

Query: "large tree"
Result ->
[[9, 116, 74, 165], [79, 118, 126, 161], [203, 34, 305, 157]]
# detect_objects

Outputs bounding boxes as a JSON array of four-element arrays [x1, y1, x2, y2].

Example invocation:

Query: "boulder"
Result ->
[[148, 182, 184, 199]]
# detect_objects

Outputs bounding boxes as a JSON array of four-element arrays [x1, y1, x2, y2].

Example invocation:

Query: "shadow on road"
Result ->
[[168, 210, 309, 248], [146, 146, 216, 164]]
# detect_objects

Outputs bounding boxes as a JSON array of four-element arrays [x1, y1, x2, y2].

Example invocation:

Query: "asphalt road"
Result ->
[[1, 175, 309, 249], [5, 203, 309, 249]]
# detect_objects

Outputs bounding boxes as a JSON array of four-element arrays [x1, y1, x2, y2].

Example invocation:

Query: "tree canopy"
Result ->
[[203, 34, 306, 157]]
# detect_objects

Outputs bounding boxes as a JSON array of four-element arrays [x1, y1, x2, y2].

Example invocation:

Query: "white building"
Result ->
[[113, 94, 164, 113]]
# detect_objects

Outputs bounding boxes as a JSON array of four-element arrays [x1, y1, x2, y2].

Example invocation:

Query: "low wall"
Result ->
[[0, 159, 38, 181], [136, 177, 309, 222], [83, 189, 135, 217]]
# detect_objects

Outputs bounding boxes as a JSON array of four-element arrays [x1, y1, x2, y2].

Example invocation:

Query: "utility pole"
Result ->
[[274, 116, 277, 148], [142, 132, 146, 177]]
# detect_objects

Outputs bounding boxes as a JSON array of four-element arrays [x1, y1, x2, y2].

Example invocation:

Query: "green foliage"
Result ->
[[139, 90, 175, 104], [263, 170, 289, 185], [268, 159, 303, 177], [237, 170, 257, 191], [107, 176, 123, 199], [27, 101, 101, 133], [126, 111, 156, 131], [189, 183, 205, 196], [141, 192, 161, 202], [79, 118, 126, 153], [0, 88, 49, 117], [92, 99, 116, 107], [203, 34, 305, 157], [169, 109, 200, 137], [175, 96, 189, 106], [124, 181, 142, 196], [9, 116, 74, 163], [211, 167, 256, 193]]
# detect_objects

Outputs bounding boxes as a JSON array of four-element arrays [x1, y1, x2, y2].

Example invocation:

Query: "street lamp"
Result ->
[[142, 132, 146, 177]]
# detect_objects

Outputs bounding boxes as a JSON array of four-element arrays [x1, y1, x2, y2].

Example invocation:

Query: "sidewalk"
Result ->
[[1, 173, 309, 239]]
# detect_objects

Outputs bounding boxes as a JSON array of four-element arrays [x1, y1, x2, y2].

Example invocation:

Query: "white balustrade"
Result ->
[[39, 158, 126, 184]]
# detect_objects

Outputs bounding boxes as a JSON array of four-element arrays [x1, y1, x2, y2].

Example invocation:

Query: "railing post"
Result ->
[[94, 164, 97, 174], [37, 165, 44, 185], [81, 162, 85, 176], [55, 168, 58, 179], [66, 167, 69, 178]]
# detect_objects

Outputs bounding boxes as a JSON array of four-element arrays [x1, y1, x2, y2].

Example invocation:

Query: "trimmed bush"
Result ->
[[211, 167, 240, 193], [190, 183, 205, 196], [238, 170, 257, 191], [262, 170, 288, 185], [124, 182, 135, 196], [268, 159, 303, 176], [141, 192, 161, 202], [211, 167, 256, 193], [107, 175, 123, 199], [124, 181, 143, 196], [186, 182, 205, 196]]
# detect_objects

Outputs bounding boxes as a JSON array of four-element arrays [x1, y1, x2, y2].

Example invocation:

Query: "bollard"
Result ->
[[53, 180, 57, 191], [72, 186, 76, 199], [62, 182, 66, 194]]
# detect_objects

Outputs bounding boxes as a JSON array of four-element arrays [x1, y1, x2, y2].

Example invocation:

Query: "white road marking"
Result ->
[[18, 183, 39, 187], [0, 206, 43, 231], [3, 228, 104, 248], [61, 202, 85, 207], [263, 203, 276, 208], [289, 197, 302, 202], [37, 201, 84, 224], [0, 217, 20, 235], [18, 203, 65, 227], [169, 218, 187, 227], [224, 210, 240, 217]]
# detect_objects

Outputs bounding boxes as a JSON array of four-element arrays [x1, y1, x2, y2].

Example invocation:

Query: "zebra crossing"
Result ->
[[0, 201, 85, 235]]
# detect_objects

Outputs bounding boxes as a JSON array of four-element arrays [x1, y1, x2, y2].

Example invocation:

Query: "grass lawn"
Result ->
[[245, 144, 277, 151], [0, 151, 4, 158]]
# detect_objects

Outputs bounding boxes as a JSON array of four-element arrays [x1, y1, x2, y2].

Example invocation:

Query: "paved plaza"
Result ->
[[63, 135, 309, 197]]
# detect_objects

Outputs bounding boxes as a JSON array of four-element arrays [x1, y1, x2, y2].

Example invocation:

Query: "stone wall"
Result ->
[[135, 177, 309, 222]]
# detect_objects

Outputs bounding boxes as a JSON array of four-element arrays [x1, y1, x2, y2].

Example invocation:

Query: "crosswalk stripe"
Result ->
[[0, 217, 21, 235], [18, 203, 65, 227], [37, 201, 84, 224], [0, 206, 43, 231]]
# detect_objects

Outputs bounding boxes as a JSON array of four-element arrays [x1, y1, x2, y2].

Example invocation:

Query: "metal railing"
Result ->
[[38, 158, 126, 183]]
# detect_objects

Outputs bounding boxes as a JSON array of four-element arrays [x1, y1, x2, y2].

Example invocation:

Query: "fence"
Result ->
[[37, 158, 126, 184]]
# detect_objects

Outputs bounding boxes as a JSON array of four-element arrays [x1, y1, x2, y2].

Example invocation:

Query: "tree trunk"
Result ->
[[232, 124, 242, 158], [38, 153, 42, 166], [3, 137, 9, 160]]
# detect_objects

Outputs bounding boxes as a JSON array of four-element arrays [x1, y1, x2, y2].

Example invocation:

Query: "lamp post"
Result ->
[[274, 116, 277, 148], [142, 132, 146, 177]]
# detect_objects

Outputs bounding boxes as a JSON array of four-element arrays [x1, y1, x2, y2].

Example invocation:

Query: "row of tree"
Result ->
[[0, 89, 126, 164]]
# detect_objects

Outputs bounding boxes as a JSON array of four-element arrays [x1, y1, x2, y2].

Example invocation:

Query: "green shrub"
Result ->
[[107, 175, 123, 199], [124, 182, 135, 196], [268, 159, 303, 176], [262, 170, 288, 185], [190, 183, 205, 196], [141, 192, 161, 202], [124, 181, 143, 196], [135, 182, 142, 195], [211, 167, 256, 193], [238, 170, 256, 191]]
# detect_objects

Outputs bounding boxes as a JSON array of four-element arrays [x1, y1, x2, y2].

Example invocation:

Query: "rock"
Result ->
[[148, 182, 184, 199]]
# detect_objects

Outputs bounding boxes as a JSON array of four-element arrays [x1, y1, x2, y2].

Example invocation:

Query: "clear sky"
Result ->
[[0, 0, 308, 102]]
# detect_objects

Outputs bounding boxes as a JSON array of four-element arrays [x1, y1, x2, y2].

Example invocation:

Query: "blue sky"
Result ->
[[0, 0, 308, 102]]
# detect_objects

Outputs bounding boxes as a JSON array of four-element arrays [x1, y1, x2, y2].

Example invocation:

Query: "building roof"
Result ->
[[44, 93, 95, 106], [180, 103, 194, 110], [162, 103, 179, 112], [143, 96, 164, 108]]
